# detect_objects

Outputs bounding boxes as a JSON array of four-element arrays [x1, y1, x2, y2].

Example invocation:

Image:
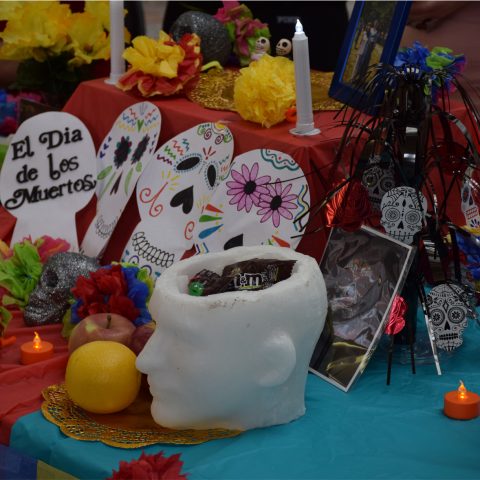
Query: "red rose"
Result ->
[[325, 178, 371, 232]]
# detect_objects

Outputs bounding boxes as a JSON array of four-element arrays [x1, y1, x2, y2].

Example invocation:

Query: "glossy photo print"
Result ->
[[310, 226, 414, 392], [328, 1, 411, 110]]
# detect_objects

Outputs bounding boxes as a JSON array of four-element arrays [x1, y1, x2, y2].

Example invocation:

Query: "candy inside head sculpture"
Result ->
[[137, 245, 327, 431]]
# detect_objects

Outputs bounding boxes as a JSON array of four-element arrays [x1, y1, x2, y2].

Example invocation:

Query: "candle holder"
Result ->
[[444, 381, 480, 420], [21, 332, 54, 365]]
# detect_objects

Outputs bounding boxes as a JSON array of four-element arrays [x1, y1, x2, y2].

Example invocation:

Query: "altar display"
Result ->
[[81, 102, 161, 258]]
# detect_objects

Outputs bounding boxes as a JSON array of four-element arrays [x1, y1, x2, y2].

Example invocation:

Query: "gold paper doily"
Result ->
[[41, 384, 241, 448], [186, 68, 343, 112]]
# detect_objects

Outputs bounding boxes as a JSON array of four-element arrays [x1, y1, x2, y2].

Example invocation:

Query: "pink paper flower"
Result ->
[[226, 162, 271, 212], [257, 179, 298, 228]]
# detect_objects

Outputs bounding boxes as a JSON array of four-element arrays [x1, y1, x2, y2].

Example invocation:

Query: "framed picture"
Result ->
[[309, 226, 415, 392], [328, 0, 412, 110]]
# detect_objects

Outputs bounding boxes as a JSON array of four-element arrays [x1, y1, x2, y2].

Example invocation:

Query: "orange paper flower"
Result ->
[[118, 31, 202, 97]]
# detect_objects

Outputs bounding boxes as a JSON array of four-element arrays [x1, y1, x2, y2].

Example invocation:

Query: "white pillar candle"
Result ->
[[290, 19, 320, 136], [106, 0, 125, 85]]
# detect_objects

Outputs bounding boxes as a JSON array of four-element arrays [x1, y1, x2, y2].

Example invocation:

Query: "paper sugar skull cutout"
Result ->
[[81, 102, 161, 258], [380, 186, 427, 244], [251, 37, 270, 61], [460, 167, 480, 228], [0, 112, 96, 250], [362, 163, 396, 213], [137, 245, 328, 431], [24, 252, 99, 326], [194, 149, 310, 255], [427, 283, 470, 351], [122, 122, 234, 278], [276, 38, 292, 57]]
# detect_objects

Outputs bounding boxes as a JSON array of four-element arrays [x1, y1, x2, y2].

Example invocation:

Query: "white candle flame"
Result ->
[[295, 19, 303, 33]]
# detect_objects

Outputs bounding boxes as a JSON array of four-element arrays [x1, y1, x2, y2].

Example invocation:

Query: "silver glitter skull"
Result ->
[[460, 169, 480, 228], [427, 283, 469, 351], [24, 252, 99, 326], [380, 186, 427, 244], [276, 38, 292, 56], [362, 163, 395, 212]]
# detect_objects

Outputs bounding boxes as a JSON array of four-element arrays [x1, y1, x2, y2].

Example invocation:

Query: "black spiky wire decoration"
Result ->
[[294, 45, 480, 369]]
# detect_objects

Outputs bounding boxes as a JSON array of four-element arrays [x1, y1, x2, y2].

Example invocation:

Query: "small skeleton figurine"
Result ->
[[250, 36, 270, 61], [276, 38, 292, 59]]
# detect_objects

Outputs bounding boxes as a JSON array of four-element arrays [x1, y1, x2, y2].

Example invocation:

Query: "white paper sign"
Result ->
[[122, 122, 234, 279], [194, 149, 310, 254], [0, 112, 96, 250], [81, 102, 161, 258]]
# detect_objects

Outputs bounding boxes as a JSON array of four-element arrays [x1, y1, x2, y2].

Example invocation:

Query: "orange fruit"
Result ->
[[65, 340, 141, 414]]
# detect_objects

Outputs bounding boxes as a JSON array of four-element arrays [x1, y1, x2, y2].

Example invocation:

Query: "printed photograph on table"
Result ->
[[309, 226, 414, 392], [328, 0, 411, 110]]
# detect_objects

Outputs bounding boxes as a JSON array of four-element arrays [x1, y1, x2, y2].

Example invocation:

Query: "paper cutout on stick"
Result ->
[[122, 122, 234, 278], [81, 102, 161, 258], [427, 283, 469, 351], [0, 112, 96, 250], [194, 149, 310, 254]]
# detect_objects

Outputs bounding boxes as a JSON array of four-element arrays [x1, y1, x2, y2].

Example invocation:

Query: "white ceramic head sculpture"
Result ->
[[137, 245, 327, 431]]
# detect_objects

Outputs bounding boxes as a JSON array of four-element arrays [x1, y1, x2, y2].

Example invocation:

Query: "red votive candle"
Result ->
[[444, 381, 480, 420], [20, 331, 54, 365]]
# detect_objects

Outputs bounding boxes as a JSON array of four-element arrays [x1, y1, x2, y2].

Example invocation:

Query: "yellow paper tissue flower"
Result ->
[[123, 32, 186, 79], [233, 54, 296, 128], [68, 12, 110, 68], [0, 1, 71, 62]]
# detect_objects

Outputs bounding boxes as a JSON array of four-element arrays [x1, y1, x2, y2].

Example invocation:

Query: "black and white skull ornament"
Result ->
[[460, 167, 480, 228], [24, 252, 100, 326], [276, 38, 292, 57], [362, 163, 396, 213], [427, 283, 469, 351], [380, 186, 427, 244]]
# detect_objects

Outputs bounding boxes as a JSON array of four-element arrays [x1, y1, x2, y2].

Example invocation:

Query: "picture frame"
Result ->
[[328, 0, 412, 110], [309, 225, 415, 392]]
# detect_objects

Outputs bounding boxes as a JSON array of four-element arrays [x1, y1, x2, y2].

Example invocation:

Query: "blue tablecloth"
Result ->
[[9, 321, 480, 480]]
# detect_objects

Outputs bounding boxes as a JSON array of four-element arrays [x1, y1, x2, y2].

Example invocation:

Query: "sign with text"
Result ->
[[0, 112, 96, 249]]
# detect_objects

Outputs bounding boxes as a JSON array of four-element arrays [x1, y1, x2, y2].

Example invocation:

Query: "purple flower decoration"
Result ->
[[226, 162, 270, 212], [257, 179, 297, 228]]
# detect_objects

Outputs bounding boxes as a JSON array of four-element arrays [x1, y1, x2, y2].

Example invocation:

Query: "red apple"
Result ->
[[68, 313, 136, 354], [129, 322, 155, 355]]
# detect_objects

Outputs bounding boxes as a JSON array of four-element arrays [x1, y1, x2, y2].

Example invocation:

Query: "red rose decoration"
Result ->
[[325, 178, 371, 232], [108, 451, 187, 480], [385, 295, 407, 335]]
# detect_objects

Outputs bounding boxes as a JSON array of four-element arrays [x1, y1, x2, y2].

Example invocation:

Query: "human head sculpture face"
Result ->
[[137, 245, 327, 431], [24, 252, 100, 326]]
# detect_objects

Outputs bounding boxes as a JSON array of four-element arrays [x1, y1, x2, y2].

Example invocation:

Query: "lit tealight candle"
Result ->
[[444, 380, 480, 420], [20, 331, 54, 365], [290, 19, 320, 137], [106, 0, 126, 85]]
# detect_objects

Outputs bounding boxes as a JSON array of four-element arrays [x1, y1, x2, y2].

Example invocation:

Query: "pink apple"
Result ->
[[68, 313, 136, 354], [129, 322, 155, 355]]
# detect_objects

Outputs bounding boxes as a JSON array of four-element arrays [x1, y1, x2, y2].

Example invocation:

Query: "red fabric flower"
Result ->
[[108, 451, 187, 480], [72, 266, 139, 321], [385, 295, 407, 335], [325, 178, 371, 232]]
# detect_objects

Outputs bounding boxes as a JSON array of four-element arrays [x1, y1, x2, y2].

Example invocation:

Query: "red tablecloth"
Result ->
[[0, 312, 68, 445]]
